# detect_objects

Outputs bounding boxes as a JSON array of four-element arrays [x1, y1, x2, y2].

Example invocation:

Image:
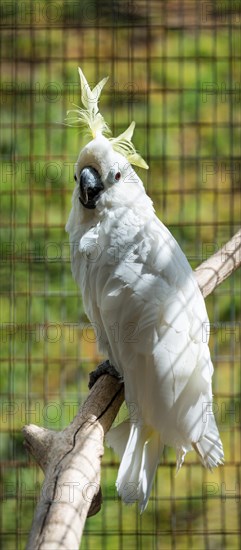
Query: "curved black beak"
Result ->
[[79, 166, 104, 209]]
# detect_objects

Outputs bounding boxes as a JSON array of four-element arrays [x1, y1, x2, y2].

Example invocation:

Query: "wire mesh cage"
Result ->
[[1, 1, 241, 548]]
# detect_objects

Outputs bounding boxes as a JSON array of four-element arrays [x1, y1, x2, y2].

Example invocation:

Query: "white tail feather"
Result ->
[[105, 421, 130, 459], [106, 422, 163, 512], [192, 414, 224, 470]]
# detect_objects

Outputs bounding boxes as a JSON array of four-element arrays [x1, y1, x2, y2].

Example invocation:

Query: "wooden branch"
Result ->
[[194, 228, 241, 297], [23, 228, 240, 549], [23, 375, 124, 550]]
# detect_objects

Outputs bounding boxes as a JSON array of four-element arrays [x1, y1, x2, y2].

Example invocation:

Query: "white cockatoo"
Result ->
[[66, 68, 224, 512]]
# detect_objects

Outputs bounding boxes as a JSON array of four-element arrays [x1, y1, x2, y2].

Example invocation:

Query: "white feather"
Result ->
[[66, 129, 224, 512], [107, 423, 163, 512]]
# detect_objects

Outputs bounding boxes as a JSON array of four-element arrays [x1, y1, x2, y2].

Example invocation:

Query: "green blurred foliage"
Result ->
[[1, 1, 241, 548]]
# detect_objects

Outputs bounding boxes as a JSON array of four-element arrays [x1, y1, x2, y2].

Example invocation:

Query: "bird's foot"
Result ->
[[88, 360, 123, 389]]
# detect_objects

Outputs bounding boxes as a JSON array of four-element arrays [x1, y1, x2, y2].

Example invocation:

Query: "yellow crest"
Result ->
[[66, 68, 149, 170]]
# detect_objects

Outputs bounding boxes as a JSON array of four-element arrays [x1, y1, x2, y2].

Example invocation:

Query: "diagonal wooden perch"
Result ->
[[23, 228, 241, 550], [194, 229, 241, 297], [23, 375, 124, 549]]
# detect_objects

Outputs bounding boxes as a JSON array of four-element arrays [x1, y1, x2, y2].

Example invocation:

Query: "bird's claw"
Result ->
[[88, 360, 123, 389]]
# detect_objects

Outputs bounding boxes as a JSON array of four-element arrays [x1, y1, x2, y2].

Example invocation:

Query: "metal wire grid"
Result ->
[[0, 1, 241, 548]]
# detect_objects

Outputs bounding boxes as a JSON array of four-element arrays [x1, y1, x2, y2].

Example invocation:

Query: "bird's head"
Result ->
[[74, 134, 142, 211], [66, 69, 149, 213]]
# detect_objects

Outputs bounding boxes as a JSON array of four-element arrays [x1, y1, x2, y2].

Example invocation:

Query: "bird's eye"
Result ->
[[74, 174, 77, 182], [107, 167, 121, 184]]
